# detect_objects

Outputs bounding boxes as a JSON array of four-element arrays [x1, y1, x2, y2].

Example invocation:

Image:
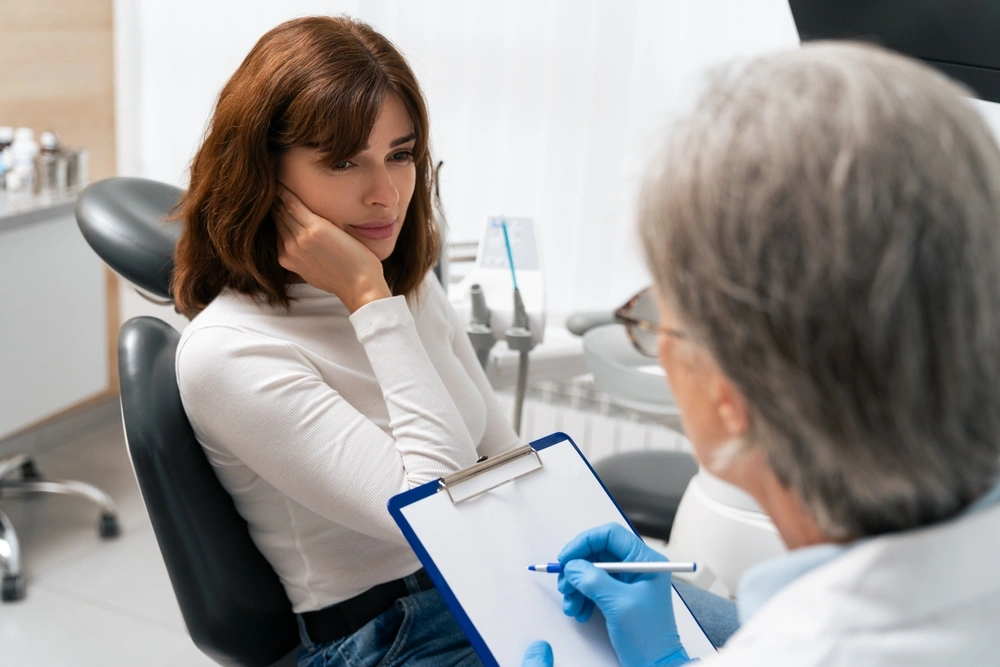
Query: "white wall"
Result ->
[[113, 0, 800, 319]]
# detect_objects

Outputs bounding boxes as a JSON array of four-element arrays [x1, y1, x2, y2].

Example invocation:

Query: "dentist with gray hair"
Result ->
[[524, 41, 1000, 666]]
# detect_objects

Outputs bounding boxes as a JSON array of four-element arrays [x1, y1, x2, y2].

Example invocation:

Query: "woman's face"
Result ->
[[276, 93, 417, 262]]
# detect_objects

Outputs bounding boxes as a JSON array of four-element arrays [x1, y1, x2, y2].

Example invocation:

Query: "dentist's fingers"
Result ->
[[558, 573, 593, 621], [562, 560, 629, 612], [558, 523, 661, 566], [521, 641, 554, 667]]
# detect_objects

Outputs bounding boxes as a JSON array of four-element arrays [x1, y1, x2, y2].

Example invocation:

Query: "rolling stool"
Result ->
[[0, 452, 119, 601]]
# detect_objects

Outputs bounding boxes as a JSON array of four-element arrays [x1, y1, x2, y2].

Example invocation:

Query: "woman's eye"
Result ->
[[330, 161, 353, 171], [391, 150, 414, 163]]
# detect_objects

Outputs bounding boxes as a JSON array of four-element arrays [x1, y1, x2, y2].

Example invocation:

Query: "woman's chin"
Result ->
[[366, 239, 398, 262]]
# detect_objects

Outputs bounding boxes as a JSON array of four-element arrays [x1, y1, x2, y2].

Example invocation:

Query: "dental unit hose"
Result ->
[[501, 222, 536, 435]]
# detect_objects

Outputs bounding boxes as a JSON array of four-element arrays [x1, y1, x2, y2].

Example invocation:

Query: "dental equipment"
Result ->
[[462, 217, 545, 434]]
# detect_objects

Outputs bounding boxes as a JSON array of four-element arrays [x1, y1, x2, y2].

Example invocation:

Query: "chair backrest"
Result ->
[[76, 177, 298, 667], [119, 319, 298, 667], [592, 450, 698, 542]]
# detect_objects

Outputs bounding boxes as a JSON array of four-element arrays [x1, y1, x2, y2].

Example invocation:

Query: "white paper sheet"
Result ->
[[398, 436, 717, 666]]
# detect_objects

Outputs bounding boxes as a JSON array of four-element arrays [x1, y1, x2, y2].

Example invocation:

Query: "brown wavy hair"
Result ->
[[172, 16, 439, 317]]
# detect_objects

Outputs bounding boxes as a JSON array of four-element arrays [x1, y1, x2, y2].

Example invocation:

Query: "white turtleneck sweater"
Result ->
[[175, 275, 521, 613]]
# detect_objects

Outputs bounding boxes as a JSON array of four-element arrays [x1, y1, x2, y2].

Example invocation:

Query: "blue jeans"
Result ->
[[296, 577, 739, 666], [296, 573, 481, 667], [673, 581, 740, 649]]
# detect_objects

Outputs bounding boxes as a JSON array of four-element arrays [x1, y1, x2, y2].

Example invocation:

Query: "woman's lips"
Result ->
[[351, 221, 395, 240]]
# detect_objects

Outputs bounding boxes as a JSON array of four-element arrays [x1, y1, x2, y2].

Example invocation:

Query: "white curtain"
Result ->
[[115, 0, 800, 317]]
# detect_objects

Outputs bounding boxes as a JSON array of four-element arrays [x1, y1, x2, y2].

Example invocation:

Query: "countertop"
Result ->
[[0, 191, 78, 234]]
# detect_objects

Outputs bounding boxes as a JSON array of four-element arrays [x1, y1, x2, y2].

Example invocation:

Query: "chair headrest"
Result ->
[[76, 177, 184, 301]]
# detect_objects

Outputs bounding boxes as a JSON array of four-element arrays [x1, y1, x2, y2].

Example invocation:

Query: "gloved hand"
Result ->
[[521, 640, 554, 666], [557, 522, 691, 667]]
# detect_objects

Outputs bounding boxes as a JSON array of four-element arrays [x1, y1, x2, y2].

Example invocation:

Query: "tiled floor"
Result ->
[[0, 412, 219, 667]]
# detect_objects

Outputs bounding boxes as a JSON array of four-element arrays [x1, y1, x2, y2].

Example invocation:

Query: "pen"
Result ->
[[526, 561, 697, 574]]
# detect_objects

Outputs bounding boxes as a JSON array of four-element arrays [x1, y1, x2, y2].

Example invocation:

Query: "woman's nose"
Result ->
[[364, 166, 400, 209]]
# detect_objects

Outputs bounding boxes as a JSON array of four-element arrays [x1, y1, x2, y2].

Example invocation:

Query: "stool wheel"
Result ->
[[99, 513, 120, 539], [1, 575, 26, 602], [20, 460, 42, 482]]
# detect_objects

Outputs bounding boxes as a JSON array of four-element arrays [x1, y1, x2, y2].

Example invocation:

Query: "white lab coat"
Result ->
[[705, 501, 1000, 666]]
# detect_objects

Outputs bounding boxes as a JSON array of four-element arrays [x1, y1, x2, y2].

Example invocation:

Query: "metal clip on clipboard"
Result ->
[[439, 445, 543, 504]]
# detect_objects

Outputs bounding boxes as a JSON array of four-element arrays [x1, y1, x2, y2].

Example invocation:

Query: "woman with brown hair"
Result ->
[[172, 16, 518, 666]]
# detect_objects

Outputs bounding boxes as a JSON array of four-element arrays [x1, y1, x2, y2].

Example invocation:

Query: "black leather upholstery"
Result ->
[[593, 450, 698, 542], [74, 177, 298, 666], [75, 177, 183, 300], [118, 317, 298, 667]]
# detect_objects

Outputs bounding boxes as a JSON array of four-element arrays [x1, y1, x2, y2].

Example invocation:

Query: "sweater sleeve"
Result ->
[[428, 278, 522, 458], [176, 295, 480, 545]]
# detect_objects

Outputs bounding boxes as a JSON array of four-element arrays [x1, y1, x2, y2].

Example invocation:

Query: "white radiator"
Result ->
[[495, 376, 691, 463]]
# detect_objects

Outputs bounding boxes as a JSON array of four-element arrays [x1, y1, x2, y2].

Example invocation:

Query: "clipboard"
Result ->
[[388, 432, 718, 666]]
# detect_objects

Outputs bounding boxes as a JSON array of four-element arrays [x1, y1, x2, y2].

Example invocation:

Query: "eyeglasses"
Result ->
[[614, 287, 687, 358]]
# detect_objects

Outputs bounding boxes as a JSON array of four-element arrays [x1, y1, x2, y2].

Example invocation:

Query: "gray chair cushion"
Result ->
[[75, 177, 183, 300], [593, 450, 698, 542]]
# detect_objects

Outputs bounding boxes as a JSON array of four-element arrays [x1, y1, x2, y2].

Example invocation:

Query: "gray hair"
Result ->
[[639, 42, 1000, 540]]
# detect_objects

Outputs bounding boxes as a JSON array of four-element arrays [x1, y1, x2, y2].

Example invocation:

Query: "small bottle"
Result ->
[[66, 147, 89, 193], [5, 128, 39, 208], [0, 127, 13, 192], [37, 131, 67, 196], [39, 131, 60, 154]]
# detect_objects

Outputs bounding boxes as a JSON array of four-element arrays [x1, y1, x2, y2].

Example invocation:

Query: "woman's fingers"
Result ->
[[275, 184, 313, 230], [273, 204, 296, 270], [274, 196, 316, 250], [273, 201, 294, 242]]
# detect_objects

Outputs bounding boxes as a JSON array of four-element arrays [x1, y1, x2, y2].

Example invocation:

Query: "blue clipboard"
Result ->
[[388, 432, 717, 666]]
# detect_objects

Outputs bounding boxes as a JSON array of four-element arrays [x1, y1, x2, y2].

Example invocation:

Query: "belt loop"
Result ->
[[296, 613, 316, 651], [403, 572, 422, 596]]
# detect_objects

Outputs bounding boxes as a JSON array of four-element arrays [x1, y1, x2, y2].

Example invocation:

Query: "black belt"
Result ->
[[300, 569, 436, 645]]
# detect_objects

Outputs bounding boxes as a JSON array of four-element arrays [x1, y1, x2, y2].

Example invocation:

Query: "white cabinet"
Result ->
[[0, 204, 110, 440]]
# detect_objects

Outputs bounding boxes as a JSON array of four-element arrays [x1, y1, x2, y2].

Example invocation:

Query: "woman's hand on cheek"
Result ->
[[274, 185, 392, 313]]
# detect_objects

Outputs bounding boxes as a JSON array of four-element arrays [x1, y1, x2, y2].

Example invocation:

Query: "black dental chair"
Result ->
[[591, 451, 697, 542], [75, 177, 299, 667]]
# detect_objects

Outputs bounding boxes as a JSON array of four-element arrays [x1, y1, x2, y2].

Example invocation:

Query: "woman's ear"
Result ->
[[711, 374, 750, 438]]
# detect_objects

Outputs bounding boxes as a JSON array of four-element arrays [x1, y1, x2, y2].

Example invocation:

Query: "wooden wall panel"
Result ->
[[0, 0, 119, 418], [0, 0, 115, 181]]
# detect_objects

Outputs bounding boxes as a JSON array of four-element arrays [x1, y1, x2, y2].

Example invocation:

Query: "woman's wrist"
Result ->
[[346, 281, 393, 313]]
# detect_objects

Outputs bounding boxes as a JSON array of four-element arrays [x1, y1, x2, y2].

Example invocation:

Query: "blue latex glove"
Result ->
[[557, 522, 691, 667], [522, 640, 554, 666]]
